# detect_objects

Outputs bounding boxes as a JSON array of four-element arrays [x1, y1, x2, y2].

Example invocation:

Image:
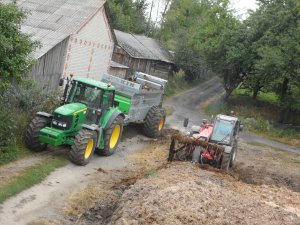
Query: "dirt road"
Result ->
[[0, 77, 299, 225], [0, 129, 154, 225]]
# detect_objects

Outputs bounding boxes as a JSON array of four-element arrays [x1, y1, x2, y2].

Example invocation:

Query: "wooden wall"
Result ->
[[112, 47, 174, 79], [26, 38, 69, 92]]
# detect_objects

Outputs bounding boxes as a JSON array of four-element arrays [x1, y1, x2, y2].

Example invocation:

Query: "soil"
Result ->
[[0, 77, 300, 225], [76, 131, 300, 225]]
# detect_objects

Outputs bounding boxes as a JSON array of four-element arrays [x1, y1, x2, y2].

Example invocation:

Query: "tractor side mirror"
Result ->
[[59, 78, 64, 86], [239, 124, 244, 132], [183, 118, 189, 128]]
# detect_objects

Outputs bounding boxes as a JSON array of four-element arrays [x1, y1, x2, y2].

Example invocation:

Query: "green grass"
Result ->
[[232, 88, 278, 104], [165, 70, 208, 98], [0, 158, 68, 203], [0, 145, 31, 166]]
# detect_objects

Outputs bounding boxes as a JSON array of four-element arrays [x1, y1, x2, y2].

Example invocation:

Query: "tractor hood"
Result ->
[[54, 103, 87, 116]]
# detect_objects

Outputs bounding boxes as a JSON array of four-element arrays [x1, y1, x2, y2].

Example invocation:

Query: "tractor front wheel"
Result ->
[[69, 129, 97, 166], [101, 116, 123, 156], [25, 115, 50, 152], [143, 106, 166, 138]]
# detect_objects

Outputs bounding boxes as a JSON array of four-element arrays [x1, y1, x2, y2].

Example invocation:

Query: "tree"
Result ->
[[107, 0, 148, 34], [0, 2, 38, 90]]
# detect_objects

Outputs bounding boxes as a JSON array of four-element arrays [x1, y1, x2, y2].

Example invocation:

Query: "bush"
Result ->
[[0, 80, 59, 164]]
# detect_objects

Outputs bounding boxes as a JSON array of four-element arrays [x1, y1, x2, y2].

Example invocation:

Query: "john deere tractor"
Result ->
[[26, 73, 167, 165]]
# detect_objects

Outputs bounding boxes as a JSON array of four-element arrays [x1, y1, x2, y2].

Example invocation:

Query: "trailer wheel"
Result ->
[[143, 106, 166, 138], [101, 116, 123, 156], [25, 115, 50, 152], [69, 129, 97, 166]]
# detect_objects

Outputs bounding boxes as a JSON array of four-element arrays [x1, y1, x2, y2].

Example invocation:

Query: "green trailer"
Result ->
[[25, 73, 167, 165]]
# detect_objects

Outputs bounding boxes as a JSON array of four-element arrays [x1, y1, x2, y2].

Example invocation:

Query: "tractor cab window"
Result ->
[[211, 119, 234, 144], [67, 82, 104, 124], [67, 82, 102, 109], [103, 90, 115, 109]]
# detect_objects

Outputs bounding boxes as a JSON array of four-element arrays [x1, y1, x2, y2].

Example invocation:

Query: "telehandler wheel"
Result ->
[[143, 106, 166, 138], [101, 116, 124, 156], [219, 153, 231, 170], [229, 148, 237, 168], [25, 115, 50, 152], [69, 129, 97, 166]]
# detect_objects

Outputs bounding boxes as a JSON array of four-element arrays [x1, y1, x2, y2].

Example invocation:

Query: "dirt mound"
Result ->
[[76, 136, 300, 225], [102, 163, 299, 225]]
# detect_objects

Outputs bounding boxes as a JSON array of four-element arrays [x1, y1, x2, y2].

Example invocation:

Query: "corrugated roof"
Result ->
[[3, 0, 105, 59], [114, 29, 174, 64]]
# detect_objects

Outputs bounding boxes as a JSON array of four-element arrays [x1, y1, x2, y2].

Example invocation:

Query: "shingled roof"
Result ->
[[114, 29, 174, 64], [3, 0, 106, 59]]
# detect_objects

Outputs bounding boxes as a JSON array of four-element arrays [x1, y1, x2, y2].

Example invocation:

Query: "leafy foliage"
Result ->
[[107, 0, 149, 34], [160, 0, 300, 123], [0, 2, 39, 90], [0, 81, 59, 164]]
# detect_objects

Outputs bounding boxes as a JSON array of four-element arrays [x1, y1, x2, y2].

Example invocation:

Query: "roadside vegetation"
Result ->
[[0, 2, 59, 165], [0, 82, 59, 165], [165, 70, 211, 98], [0, 157, 67, 203]]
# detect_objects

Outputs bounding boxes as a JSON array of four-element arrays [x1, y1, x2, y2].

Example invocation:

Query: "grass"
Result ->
[[232, 88, 279, 104], [0, 157, 68, 203], [165, 70, 209, 98], [0, 145, 31, 166]]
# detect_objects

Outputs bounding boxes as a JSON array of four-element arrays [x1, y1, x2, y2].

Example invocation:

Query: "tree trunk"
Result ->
[[252, 82, 260, 100], [279, 78, 289, 123], [223, 87, 234, 101]]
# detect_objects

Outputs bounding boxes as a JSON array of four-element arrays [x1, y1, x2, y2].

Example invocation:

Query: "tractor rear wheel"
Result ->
[[101, 116, 123, 156], [69, 129, 97, 166], [143, 106, 166, 138], [25, 115, 50, 152]]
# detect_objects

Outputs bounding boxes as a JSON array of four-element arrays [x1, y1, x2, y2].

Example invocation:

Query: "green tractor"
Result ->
[[26, 73, 167, 165]]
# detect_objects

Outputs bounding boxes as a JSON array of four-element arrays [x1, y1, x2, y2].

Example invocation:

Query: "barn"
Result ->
[[4, 0, 115, 91], [112, 29, 177, 79]]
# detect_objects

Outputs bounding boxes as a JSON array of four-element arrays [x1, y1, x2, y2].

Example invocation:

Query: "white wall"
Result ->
[[63, 7, 114, 80]]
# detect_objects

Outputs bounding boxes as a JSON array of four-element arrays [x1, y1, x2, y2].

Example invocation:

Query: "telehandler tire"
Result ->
[[219, 153, 231, 170], [69, 129, 97, 166], [101, 116, 123, 156], [143, 106, 166, 138], [25, 115, 50, 152], [229, 147, 237, 168]]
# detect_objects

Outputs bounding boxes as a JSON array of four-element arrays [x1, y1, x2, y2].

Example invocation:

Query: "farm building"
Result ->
[[112, 30, 176, 79], [4, 0, 115, 91], [109, 61, 129, 79]]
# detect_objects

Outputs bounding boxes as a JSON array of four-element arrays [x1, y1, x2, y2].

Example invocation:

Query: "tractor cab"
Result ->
[[210, 115, 240, 145], [58, 77, 116, 126]]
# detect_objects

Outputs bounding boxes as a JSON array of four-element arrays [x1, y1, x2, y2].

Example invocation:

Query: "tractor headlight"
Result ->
[[52, 120, 67, 128]]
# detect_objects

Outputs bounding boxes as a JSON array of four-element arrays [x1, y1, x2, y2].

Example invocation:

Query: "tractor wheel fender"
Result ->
[[103, 110, 125, 130], [224, 146, 233, 154], [36, 112, 53, 119], [81, 124, 102, 147]]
